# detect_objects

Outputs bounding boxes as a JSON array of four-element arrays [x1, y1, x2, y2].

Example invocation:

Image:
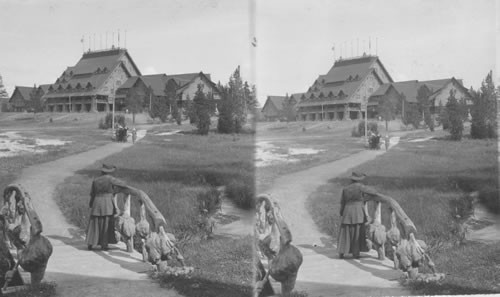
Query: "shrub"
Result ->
[[357, 120, 378, 136], [197, 187, 222, 215], [446, 91, 464, 141], [424, 113, 434, 131], [225, 179, 255, 210], [351, 125, 361, 137], [98, 113, 126, 129]]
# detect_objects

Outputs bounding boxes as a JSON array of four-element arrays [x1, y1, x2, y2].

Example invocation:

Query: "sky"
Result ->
[[257, 0, 498, 105], [0, 0, 497, 107], [0, 0, 254, 96]]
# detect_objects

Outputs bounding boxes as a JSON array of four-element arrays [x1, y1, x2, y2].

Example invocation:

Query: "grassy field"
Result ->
[[55, 127, 254, 296], [256, 120, 397, 192], [0, 113, 118, 194], [307, 128, 499, 294]]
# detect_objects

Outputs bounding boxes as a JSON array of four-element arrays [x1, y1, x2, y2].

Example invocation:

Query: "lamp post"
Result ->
[[362, 99, 368, 145], [111, 88, 115, 139]]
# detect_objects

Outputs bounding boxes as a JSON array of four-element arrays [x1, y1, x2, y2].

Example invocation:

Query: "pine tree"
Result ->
[[185, 94, 198, 124], [446, 89, 463, 140], [228, 66, 246, 133], [243, 81, 258, 111], [125, 85, 145, 124], [438, 101, 449, 129], [29, 84, 43, 113], [416, 85, 434, 131], [403, 103, 421, 129], [282, 94, 296, 122], [217, 84, 235, 133], [470, 71, 497, 139], [165, 83, 181, 125], [0, 74, 8, 98], [377, 92, 396, 132], [193, 84, 211, 135]]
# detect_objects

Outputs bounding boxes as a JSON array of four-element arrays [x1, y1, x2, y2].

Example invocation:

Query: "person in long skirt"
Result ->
[[337, 172, 372, 259], [86, 164, 125, 251]]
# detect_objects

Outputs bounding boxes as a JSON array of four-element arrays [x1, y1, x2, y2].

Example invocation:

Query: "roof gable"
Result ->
[[263, 96, 286, 112], [12, 86, 35, 100], [44, 49, 141, 98]]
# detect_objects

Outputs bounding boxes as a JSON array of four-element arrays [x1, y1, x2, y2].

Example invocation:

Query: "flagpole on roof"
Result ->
[[369, 36, 371, 55]]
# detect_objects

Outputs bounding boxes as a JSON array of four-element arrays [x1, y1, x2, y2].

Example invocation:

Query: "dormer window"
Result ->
[[338, 90, 344, 97], [75, 83, 81, 89], [319, 92, 324, 99], [56, 78, 60, 84], [86, 82, 92, 89], [102, 67, 107, 72], [57, 85, 63, 91], [347, 75, 353, 81], [66, 84, 72, 90], [61, 78, 67, 83], [355, 74, 359, 80], [70, 71, 73, 76]]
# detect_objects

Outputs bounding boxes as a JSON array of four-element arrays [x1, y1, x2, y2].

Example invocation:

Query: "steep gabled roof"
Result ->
[[428, 77, 470, 101], [296, 56, 391, 108], [10, 86, 35, 103], [263, 96, 287, 112], [44, 49, 141, 98], [290, 93, 306, 100], [420, 79, 454, 92], [321, 56, 393, 84], [141, 74, 170, 96], [390, 80, 429, 103], [38, 84, 51, 93], [323, 56, 378, 84], [174, 72, 219, 96], [166, 73, 203, 87]]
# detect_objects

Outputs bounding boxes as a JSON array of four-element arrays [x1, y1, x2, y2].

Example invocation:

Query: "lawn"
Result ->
[[0, 115, 114, 193], [55, 128, 255, 296], [256, 120, 397, 192], [307, 129, 499, 294]]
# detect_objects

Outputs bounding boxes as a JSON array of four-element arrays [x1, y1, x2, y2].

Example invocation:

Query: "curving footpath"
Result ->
[[12, 130, 183, 297], [264, 138, 411, 297]]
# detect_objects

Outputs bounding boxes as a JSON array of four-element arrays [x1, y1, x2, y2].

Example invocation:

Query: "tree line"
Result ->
[[122, 66, 257, 135]]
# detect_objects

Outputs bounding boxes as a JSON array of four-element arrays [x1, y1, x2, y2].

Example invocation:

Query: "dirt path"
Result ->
[[12, 130, 183, 297], [263, 142, 410, 297]]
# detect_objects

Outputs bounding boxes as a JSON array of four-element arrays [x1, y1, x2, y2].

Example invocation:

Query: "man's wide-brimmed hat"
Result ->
[[101, 163, 116, 173], [350, 171, 366, 181]]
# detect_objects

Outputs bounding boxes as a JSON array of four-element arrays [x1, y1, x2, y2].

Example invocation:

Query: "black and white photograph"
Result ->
[[0, 0, 498, 297]]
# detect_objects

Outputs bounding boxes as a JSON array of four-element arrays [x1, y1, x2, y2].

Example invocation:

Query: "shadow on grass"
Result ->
[[157, 275, 252, 297], [407, 280, 500, 295]]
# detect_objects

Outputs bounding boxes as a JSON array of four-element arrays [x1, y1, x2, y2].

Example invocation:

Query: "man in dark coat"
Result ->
[[337, 171, 377, 259], [86, 164, 126, 251]]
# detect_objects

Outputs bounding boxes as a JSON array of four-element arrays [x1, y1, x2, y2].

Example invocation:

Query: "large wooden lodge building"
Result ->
[[6, 48, 220, 113], [262, 54, 471, 121]]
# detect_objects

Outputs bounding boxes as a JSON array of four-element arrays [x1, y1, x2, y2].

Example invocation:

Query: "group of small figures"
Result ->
[[114, 124, 137, 143]]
